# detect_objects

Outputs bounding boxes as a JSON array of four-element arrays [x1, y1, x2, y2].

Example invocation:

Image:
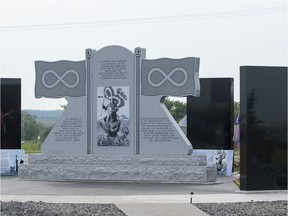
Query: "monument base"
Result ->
[[19, 154, 217, 183]]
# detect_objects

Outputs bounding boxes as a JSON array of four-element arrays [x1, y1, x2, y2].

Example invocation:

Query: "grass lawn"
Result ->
[[21, 142, 42, 154], [233, 147, 240, 188]]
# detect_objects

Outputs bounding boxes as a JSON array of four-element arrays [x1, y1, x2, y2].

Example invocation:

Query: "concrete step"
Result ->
[[27, 154, 207, 166], [19, 154, 217, 183], [19, 163, 216, 183]]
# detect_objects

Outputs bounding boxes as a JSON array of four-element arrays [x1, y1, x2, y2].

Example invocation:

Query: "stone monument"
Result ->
[[20, 45, 216, 183], [1, 78, 21, 149], [187, 78, 234, 150], [240, 66, 287, 190]]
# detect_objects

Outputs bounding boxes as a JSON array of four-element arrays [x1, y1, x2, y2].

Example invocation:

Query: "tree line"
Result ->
[[164, 98, 240, 123], [21, 111, 52, 143]]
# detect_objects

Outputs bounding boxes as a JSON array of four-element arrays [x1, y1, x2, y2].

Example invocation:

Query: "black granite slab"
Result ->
[[240, 66, 287, 190], [1, 78, 21, 149], [187, 78, 234, 149]]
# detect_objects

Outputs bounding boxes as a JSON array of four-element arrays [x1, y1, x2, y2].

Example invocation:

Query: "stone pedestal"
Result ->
[[19, 154, 217, 183]]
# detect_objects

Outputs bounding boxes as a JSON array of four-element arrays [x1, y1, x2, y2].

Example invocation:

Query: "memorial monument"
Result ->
[[19, 45, 217, 183], [1, 78, 21, 149], [240, 66, 287, 190], [187, 78, 234, 150]]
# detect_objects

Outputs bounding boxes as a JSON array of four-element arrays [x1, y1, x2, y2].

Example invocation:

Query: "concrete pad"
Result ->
[[94, 195, 189, 203], [116, 203, 209, 216], [0, 195, 95, 203], [0, 176, 238, 196], [191, 193, 288, 203], [1, 175, 287, 216], [1, 193, 286, 204]]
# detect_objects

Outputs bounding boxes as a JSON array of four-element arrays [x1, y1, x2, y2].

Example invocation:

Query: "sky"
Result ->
[[1, 0, 287, 110]]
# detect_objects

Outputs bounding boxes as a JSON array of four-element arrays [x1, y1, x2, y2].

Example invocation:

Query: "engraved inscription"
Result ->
[[54, 118, 84, 142], [99, 60, 128, 80], [140, 118, 178, 142]]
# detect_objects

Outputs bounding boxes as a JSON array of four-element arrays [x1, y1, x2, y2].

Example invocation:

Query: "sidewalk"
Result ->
[[1, 175, 287, 216]]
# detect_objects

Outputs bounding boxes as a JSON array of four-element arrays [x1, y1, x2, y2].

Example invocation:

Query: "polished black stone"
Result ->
[[187, 78, 234, 149], [240, 66, 287, 190], [1, 78, 21, 149]]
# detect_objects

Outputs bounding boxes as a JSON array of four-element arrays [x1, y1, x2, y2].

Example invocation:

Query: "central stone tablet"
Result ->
[[91, 46, 136, 154]]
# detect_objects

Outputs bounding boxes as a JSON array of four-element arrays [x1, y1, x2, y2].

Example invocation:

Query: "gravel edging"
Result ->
[[194, 200, 287, 216], [0, 201, 127, 216], [1, 200, 287, 216]]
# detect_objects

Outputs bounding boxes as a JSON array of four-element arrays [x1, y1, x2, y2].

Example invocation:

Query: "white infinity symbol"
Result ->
[[147, 67, 188, 87], [42, 69, 80, 89]]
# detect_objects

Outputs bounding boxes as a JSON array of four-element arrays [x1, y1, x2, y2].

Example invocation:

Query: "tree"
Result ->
[[21, 111, 41, 141], [40, 125, 53, 142], [164, 98, 240, 125], [21, 111, 49, 142], [234, 101, 240, 123], [163, 97, 186, 123]]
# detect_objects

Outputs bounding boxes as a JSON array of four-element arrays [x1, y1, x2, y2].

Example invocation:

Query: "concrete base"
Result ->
[[19, 154, 217, 183]]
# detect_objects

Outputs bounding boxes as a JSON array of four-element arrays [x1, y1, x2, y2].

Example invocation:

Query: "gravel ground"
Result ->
[[194, 200, 287, 216], [0, 201, 127, 216], [1, 200, 287, 216]]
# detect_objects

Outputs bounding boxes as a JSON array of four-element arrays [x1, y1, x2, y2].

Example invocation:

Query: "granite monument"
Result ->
[[36, 46, 200, 155], [20, 45, 217, 183]]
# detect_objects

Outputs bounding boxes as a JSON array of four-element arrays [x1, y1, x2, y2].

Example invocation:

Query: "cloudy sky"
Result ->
[[1, 0, 287, 110]]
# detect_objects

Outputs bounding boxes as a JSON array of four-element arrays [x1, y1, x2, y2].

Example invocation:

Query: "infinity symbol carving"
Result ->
[[42, 70, 80, 89], [147, 67, 188, 87]]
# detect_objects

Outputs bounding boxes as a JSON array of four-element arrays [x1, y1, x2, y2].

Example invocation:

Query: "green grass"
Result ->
[[21, 141, 42, 154], [233, 147, 240, 173]]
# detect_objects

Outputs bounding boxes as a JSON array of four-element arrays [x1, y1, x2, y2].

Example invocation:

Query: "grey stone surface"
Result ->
[[19, 164, 214, 183], [41, 96, 88, 154], [28, 154, 207, 166], [32, 45, 209, 183], [138, 55, 200, 155], [35, 60, 86, 98], [139, 96, 193, 155], [141, 58, 200, 97], [19, 155, 216, 183], [206, 165, 217, 182], [90, 46, 136, 155], [36, 46, 200, 156]]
